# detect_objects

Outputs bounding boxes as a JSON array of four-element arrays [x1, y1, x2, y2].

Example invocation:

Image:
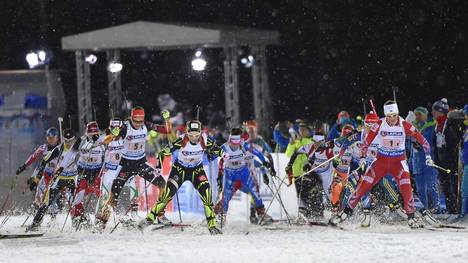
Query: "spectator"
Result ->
[[244, 120, 272, 154], [285, 121, 314, 179], [457, 105, 468, 215], [327, 111, 356, 140], [432, 98, 459, 214], [408, 106, 439, 212], [273, 121, 292, 153]]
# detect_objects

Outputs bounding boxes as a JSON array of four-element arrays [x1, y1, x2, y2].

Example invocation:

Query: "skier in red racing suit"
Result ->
[[330, 100, 434, 228]]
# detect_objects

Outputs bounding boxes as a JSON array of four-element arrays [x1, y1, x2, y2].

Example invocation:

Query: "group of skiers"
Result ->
[[283, 98, 468, 228], [14, 98, 468, 233], [15, 106, 277, 234]]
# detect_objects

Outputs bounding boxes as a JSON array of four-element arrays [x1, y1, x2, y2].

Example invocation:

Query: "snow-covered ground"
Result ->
[[2, 213, 468, 263]]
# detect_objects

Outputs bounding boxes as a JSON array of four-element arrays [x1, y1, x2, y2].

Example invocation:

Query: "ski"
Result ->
[[0, 232, 44, 239], [151, 223, 191, 231], [309, 221, 347, 231], [434, 224, 466, 229]]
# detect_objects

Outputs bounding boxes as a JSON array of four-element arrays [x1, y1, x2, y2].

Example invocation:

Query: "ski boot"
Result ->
[[217, 213, 226, 229], [407, 213, 424, 229], [137, 217, 154, 231], [156, 213, 173, 226], [209, 226, 222, 235], [249, 208, 258, 224], [256, 207, 273, 225], [421, 209, 441, 226], [360, 209, 371, 228], [95, 196, 116, 228], [389, 203, 407, 220], [207, 217, 222, 235], [72, 215, 90, 231], [329, 207, 352, 226], [296, 207, 310, 224], [25, 222, 40, 232]]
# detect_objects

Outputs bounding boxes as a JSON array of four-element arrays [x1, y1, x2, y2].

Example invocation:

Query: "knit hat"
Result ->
[[432, 98, 449, 114], [414, 106, 429, 117]]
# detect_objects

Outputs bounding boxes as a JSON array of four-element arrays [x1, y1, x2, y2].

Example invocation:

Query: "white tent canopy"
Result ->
[[62, 21, 279, 51], [61, 21, 278, 137]]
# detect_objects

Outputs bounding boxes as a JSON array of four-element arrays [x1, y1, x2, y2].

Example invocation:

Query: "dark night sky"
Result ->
[[1, 0, 467, 127]]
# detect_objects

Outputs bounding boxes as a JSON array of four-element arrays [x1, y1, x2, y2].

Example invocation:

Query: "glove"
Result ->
[[303, 162, 312, 172], [161, 110, 170, 120], [263, 173, 270, 185], [16, 164, 27, 175], [26, 176, 39, 192], [111, 127, 121, 137], [425, 156, 434, 166], [285, 163, 292, 174], [287, 170, 294, 186]]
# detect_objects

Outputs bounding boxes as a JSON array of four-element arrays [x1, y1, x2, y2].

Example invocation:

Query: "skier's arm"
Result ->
[[361, 120, 381, 157], [24, 144, 46, 167], [39, 145, 61, 167], [16, 144, 46, 175], [403, 120, 430, 156], [206, 138, 224, 157], [145, 121, 169, 134]]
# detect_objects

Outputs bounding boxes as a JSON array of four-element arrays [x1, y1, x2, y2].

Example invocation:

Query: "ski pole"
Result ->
[[260, 156, 339, 223], [429, 163, 451, 174], [0, 175, 18, 217], [162, 112, 182, 231], [259, 174, 288, 224], [300, 155, 339, 178], [58, 117, 64, 143], [110, 174, 160, 234], [266, 179, 292, 224], [144, 179, 149, 214], [175, 191, 184, 231]]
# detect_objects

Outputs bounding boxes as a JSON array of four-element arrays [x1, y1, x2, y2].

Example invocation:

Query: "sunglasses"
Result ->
[[386, 114, 398, 118], [132, 119, 144, 124]]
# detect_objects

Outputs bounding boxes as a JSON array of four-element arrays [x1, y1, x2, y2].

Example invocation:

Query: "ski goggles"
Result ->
[[131, 118, 145, 125], [187, 131, 201, 140], [229, 134, 242, 145]]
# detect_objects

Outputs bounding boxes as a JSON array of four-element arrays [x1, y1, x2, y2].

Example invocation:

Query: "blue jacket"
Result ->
[[463, 122, 468, 165], [409, 120, 436, 174], [327, 119, 357, 141], [273, 129, 289, 153]]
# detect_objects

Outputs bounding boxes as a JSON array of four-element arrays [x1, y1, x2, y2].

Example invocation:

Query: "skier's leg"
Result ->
[[330, 171, 348, 209], [380, 175, 400, 205], [318, 169, 333, 201], [241, 168, 264, 210], [70, 169, 90, 219], [348, 160, 386, 210], [391, 160, 416, 215], [218, 170, 237, 214], [29, 178, 63, 228], [191, 166, 217, 228], [147, 164, 183, 222], [138, 161, 166, 188], [126, 175, 139, 216], [306, 173, 324, 218]]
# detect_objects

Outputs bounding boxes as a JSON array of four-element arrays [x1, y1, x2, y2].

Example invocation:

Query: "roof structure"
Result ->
[[62, 21, 279, 51]]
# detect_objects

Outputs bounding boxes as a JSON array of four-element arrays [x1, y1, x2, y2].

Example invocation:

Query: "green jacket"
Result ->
[[286, 137, 314, 177]]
